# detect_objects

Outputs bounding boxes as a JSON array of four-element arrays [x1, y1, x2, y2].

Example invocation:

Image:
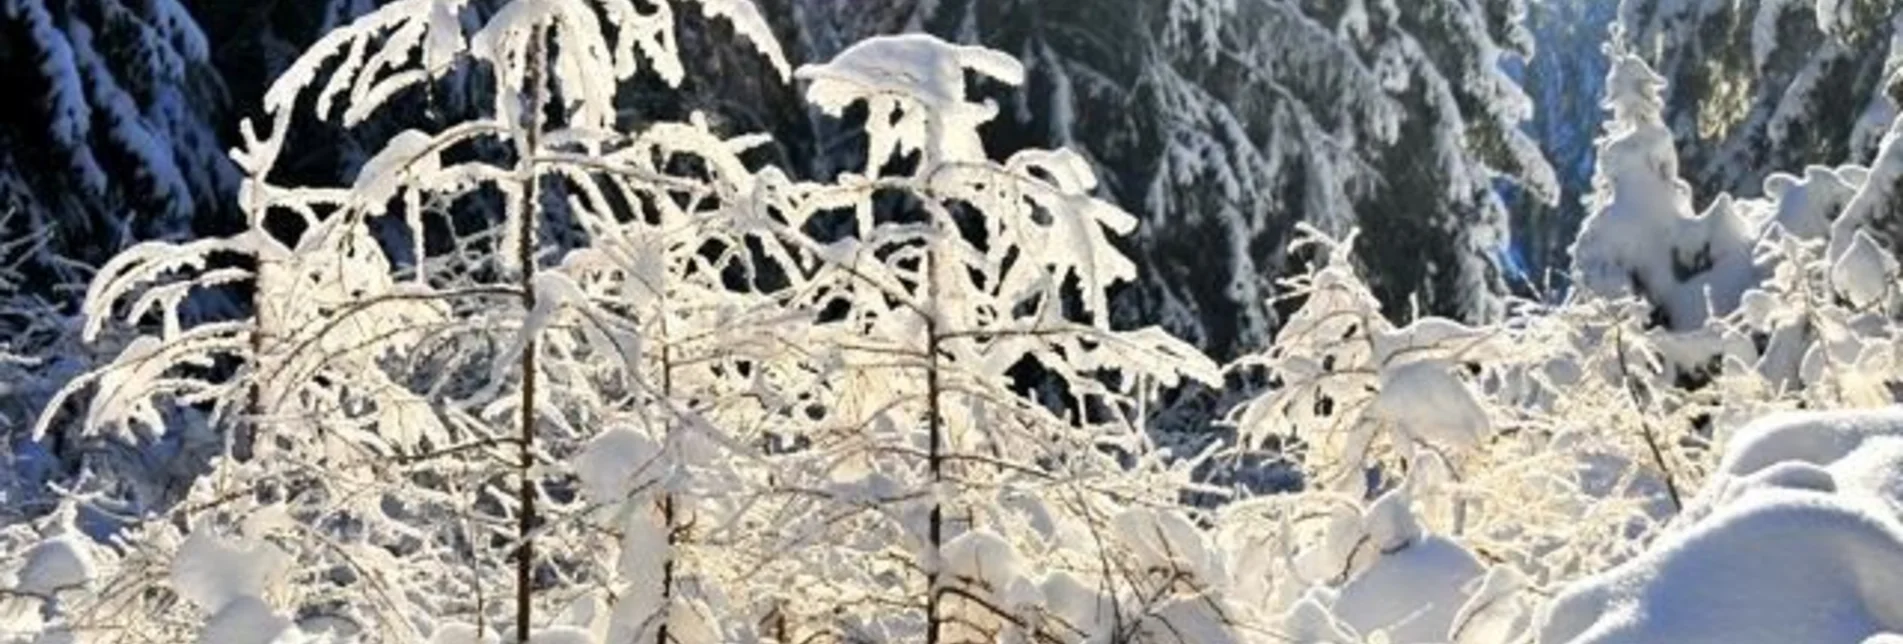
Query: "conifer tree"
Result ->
[[0, 0, 234, 277]]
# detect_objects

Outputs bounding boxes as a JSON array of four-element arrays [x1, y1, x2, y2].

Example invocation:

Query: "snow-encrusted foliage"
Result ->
[[1212, 208, 1898, 641], [23, 0, 796, 640], [16, 9, 1229, 643], [1216, 52, 1903, 625], [12, 2, 1903, 644], [731, 33, 1224, 641]]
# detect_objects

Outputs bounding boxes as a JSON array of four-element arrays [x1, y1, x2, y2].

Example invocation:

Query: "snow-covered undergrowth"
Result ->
[[2, 1, 1902, 643]]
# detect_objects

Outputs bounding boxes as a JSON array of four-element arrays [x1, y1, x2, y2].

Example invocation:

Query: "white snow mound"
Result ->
[[1539, 407, 1903, 643]]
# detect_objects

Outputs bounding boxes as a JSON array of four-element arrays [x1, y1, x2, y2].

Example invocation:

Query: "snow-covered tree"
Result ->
[[26, 0, 794, 640], [736, 33, 1223, 641], [1209, 226, 1704, 643], [0, 0, 235, 278], [1570, 47, 1760, 335]]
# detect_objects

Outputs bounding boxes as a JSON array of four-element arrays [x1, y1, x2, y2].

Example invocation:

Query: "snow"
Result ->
[[164, 529, 302, 643], [1038, 570, 1115, 635], [351, 129, 439, 215], [1271, 487, 1528, 643], [575, 424, 664, 506], [526, 626, 593, 644], [940, 528, 1023, 591], [1762, 165, 1860, 240], [198, 596, 299, 644], [171, 530, 292, 621], [1331, 532, 1485, 641], [428, 623, 497, 644], [1373, 360, 1493, 451], [81, 335, 170, 438], [795, 34, 1025, 167], [1833, 229, 1900, 308], [1112, 508, 1216, 581], [1133, 597, 1241, 644], [939, 528, 1041, 640], [1539, 408, 1903, 643], [13, 536, 92, 596]]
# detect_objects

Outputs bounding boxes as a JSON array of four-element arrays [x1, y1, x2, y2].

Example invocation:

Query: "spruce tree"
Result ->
[[0, 0, 235, 277]]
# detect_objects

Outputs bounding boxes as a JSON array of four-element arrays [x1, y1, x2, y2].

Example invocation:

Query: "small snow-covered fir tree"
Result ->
[[742, 33, 1222, 642], [1570, 46, 1760, 335], [1212, 228, 1672, 643]]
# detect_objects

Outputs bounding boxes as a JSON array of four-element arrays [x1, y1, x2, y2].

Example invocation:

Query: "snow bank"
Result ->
[[13, 535, 93, 597], [1539, 408, 1903, 643]]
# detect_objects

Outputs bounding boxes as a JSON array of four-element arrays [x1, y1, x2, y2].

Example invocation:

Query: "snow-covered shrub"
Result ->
[[24, 0, 793, 641], [722, 33, 1223, 642], [1209, 225, 1719, 642], [1208, 74, 1903, 635]]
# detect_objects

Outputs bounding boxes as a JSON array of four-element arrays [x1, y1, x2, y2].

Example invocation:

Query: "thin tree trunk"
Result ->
[[513, 24, 548, 644], [658, 331, 675, 644], [924, 247, 944, 644], [1613, 330, 1682, 512]]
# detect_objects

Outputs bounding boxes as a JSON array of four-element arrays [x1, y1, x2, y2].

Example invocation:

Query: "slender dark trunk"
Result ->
[[658, 335, 675, 644], [1613, 330, 1682, 512], [513, 25, 547, 644], [924, 251, 944, 644], [241, 264, 263, 462]]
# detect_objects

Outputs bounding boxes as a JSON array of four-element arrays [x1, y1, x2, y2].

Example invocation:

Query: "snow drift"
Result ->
[[1540, 407, 1903, 643]]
